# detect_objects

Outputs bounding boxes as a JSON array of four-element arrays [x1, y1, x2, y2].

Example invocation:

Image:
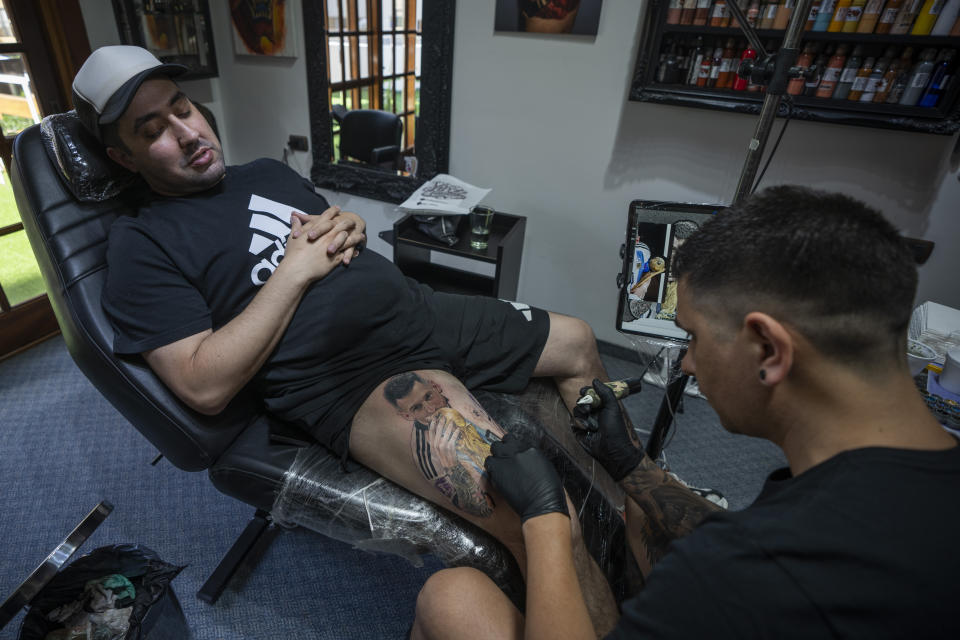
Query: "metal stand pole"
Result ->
[[643, 0, 814, 458], [645, 351, 688, 460], [731, 0, 814, 203]]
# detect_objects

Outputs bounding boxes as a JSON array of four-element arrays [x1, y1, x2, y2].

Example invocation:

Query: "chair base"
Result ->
[[197, 509, 274, 604]]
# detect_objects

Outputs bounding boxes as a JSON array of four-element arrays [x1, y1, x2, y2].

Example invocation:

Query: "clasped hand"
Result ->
[[282, 206, 367, 282]]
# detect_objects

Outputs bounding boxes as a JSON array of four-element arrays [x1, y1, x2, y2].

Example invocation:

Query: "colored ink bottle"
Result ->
[[858, 46, 897, 101], [760, 0, 780, 27], [832, 44, 864, 99], [931, 0, 960, 32], [813, 0, 838, 27], [843, 0, 868, 29], [694, 0, 713, 25], [890, 0, 923, 33], [816, 43, 849, 97], [847, 56, 877, 100], [874, 47, 911, 102], [711, 0, 732, 25], [918, 49, 955, 107], [804, 43, 834, 95], [899, 48, 937, 105], [774, 0, 797, 27], [687, 37, 708, 85], [716, 38, 739, 88], [667, 0, 684, 23], [828, 0, 853, 30], [788, 42, 818, 94], [875, 0, 905, 31], [706, 45, 725, 87], [857, 0, 888, 32], [911, 0, 946, 33], [805, 0, 825, 28]]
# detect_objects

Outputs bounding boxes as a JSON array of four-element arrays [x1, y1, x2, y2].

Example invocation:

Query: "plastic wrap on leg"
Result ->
[[271, 444, 524, 604], [271, 382, 643, 605]]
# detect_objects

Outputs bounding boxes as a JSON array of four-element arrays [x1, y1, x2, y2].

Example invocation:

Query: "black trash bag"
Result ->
[[19, 544, 187, 640], [413, 214, 462, 246]]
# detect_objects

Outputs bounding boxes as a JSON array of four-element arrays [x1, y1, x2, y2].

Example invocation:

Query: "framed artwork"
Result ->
[[111, 0, 218, 79], [494, 0, 604, 36], [229, 0, 298, 57]]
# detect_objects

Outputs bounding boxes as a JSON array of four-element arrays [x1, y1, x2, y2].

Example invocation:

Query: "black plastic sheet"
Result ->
[[18, 544, 186, 640]]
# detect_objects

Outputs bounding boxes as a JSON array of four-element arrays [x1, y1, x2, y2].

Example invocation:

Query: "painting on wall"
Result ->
[[230, 0, 298, 57], [494, 0, 603, 36]]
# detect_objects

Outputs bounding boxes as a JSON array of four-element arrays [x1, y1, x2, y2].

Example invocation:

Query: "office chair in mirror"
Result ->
[[331, 105, 406, 173]]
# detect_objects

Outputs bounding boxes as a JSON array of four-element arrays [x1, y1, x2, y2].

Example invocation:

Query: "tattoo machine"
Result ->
[[576, 377, 644, 411]]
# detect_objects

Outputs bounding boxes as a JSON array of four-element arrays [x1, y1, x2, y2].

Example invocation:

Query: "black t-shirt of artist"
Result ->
[[102, 159, 446, 435], [609, 444, 960, 639]]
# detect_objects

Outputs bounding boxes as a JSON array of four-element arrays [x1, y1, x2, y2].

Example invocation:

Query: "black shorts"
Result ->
[[292, 291, 550, 458], [427, 291, 551, 394]]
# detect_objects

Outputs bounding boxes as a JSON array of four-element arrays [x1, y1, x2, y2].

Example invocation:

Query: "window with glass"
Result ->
[[324, 0, 422, 161], [0, 0, 45, 318]]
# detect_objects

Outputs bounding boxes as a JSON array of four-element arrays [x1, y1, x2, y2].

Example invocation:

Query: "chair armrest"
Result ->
[[370, 145, 400, 164]]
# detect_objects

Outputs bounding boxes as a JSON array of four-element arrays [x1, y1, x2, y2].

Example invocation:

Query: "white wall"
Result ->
[[449, 0, 960, 346], [77, 0, 960, 347]]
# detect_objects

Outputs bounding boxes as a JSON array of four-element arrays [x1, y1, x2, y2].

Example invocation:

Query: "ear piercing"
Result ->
[[759, 369, 767, 381]]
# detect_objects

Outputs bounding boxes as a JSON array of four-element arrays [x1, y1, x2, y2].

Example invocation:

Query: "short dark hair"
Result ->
[[673, 185, 916, 364], [383, 372, 424, 407], [100, 120, 129, 154]]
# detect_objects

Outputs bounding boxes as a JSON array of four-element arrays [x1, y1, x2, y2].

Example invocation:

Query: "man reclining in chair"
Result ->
[[73, 46, 618, 631]]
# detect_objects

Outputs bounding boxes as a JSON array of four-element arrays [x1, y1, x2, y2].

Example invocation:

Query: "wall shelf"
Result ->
[[630, 0, 960, 134]]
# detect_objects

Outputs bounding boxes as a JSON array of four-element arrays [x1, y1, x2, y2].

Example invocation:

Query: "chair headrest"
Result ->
[[40, 111, 139, 202]]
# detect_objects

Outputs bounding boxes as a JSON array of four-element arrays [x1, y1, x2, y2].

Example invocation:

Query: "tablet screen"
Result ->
[[616, 201, 724, 341]]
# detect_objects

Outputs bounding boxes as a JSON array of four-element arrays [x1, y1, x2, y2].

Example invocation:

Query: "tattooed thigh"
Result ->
[[351, 370, 508, 520]]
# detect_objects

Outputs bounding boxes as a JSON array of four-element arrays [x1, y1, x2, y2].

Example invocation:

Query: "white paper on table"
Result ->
[[398, 174, 491, 216]]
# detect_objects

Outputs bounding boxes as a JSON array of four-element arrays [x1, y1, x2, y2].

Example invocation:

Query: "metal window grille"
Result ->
[[324, 0, 421, 161]]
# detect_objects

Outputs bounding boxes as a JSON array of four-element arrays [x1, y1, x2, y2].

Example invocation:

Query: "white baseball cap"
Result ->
[[72, 45, 188, 142]]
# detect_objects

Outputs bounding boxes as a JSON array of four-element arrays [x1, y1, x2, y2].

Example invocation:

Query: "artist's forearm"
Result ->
[[522, 514, 595, 640], [158, 261, 311, 414], [621, 456, 721, 574]]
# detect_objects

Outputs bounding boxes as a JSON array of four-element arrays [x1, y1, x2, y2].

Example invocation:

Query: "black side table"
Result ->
[[388, 212, 526, 300]]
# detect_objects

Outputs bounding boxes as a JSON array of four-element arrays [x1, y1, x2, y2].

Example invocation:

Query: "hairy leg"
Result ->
[[533, 312, 609, 413], [411, 567, 522, 640]]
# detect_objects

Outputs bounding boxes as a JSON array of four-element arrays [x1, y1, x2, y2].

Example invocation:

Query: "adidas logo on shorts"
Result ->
[[502, 300, 533, 321]]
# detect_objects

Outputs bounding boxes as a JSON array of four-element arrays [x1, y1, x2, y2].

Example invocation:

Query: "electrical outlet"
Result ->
[[287, 135, 309, 152]]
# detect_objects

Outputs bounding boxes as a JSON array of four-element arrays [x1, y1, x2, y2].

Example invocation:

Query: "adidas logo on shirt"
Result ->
[[247, 194, 301, 285]]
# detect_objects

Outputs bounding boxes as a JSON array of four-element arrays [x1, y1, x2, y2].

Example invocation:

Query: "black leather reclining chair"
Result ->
[[12, 112, 632, 607], [332, 105, 403, 170]]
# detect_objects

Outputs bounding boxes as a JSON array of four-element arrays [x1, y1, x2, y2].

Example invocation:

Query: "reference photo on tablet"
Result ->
[[616, 200, 724, 342]]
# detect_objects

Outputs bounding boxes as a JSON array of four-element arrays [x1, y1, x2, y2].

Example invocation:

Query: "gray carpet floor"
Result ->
[[0, 336, 785, 639]]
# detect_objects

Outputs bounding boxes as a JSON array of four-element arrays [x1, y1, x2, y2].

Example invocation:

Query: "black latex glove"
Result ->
[[484, 433, 568, 523], [574, 378, 644, 481]]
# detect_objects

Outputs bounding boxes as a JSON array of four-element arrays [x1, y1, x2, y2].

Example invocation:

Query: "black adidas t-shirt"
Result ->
[[609, 444, 960, 639], [102, 159, 447, 442]]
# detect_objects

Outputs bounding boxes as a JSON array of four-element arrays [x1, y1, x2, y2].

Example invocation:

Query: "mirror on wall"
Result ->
[[302, 0, 455, 203]]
